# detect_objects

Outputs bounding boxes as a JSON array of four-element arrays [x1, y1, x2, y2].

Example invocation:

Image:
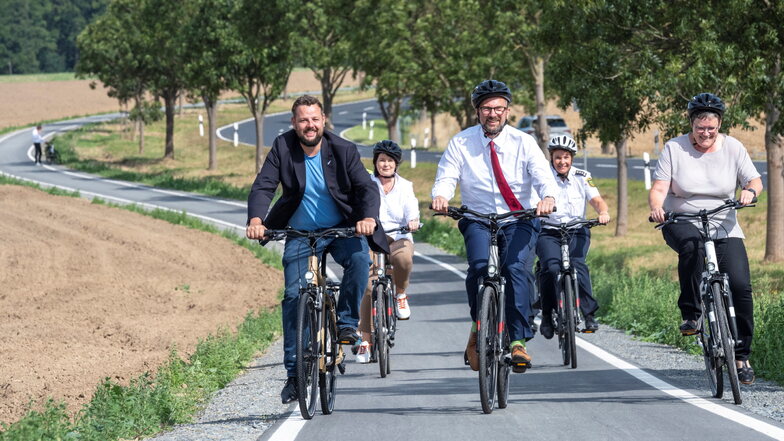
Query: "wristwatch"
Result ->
[[745, 188, 757, 197]]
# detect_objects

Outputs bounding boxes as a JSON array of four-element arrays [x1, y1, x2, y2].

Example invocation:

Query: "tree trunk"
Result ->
[[321, 68, 335, 131], [205, 95, 218, 171], [378, 98, 401, 144], [138, 119, 145, 155], [163, 92, 177, 159], [615, 137, 628, 236], [531, 56, 549, 158], [764, 101, 784, 262], [601, 141, 612, 155], [254, 111, 266, 173], [430, 112, 438, 148]]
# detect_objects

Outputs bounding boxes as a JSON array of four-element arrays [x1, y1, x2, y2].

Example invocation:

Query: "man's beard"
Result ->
[[298, 131, 322, 147], [481, 118, 505, 136]]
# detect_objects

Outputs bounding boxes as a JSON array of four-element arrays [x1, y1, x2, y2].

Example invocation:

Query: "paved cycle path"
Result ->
[[2, 112, 782, 441]]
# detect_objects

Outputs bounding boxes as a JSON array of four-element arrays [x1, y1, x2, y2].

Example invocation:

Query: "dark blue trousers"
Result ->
[[281, 235, 371, 377], [535, 227, 598, 317], [459, 217, 540, 342]]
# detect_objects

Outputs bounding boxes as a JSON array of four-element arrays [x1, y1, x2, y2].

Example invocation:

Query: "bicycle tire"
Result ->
[[319, 297, 338, 414], [564, 275, 577, 369], [385, 282, 396, 375], [374, 283, 389, 378], [478, 284, 499, 414], [701, 297, 723, 398], [555, 276, 572, 366], [496, 311, 511, 409], [714, 282, 742, 404], [296, 290, 319, 419]]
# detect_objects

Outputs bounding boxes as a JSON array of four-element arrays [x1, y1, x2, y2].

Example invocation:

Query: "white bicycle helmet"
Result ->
[[548, 135, 578, 155]]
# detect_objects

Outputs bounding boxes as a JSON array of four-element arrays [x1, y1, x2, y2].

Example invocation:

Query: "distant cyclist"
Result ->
[[246, 95, 388, 403], [431, 79, 557, 372], [356, 140, 420, 362], [648, 92, 762, 384], [536, 135, 610, 339], [32, 125, 44, 165]]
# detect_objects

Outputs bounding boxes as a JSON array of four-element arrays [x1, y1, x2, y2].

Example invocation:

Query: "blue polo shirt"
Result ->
[[288, 150, 344, 230]]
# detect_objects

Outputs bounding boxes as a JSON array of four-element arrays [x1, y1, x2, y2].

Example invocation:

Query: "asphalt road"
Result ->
[[2, 114, 782, 441], [217, 100, 768, 185]]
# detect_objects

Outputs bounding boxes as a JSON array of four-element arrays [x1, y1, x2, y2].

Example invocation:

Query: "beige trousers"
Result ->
[[358, 237, 414, 333]]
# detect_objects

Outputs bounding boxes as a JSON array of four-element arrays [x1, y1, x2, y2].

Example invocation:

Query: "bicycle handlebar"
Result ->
[[384, 224, 421, 235], [541, 218, 604, 230], [261, 226, 357, 243], [431, 205, 549, 222], [649, 198, 756, 229]]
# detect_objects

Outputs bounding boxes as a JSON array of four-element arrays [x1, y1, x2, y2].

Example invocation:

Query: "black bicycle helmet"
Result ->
[[548, 135, 578, 155], [373, 140, 402, 164], [687, 92, 725, 119], [471, 80, 512, 108]]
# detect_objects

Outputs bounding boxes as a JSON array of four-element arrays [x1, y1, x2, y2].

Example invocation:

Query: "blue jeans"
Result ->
[[281, 235, 371, 377], [536, 227, 598, 317], [459, 217, 540, 342]]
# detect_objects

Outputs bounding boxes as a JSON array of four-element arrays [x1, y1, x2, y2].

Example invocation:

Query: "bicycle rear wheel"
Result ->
[[478, 285, 499, 414], [296, 290, 319, 419], [565, 276, 577, 369], [700, 298, 723, 398], [373, 284, 389, 378], [714, 282, 742, 404], [319, 300, 338, 414]]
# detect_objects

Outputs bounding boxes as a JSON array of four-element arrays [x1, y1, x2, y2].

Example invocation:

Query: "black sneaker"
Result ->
[[540, 314, 555, 339], [738, 364, 755, 385], [679, 319, 699, 336], [280, 377, 298, 404], [583, 314, 599, 333], [338, 327, 359, 345]]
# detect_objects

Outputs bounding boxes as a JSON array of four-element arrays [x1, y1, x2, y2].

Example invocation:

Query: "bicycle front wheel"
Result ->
[[714, 282, 741, 404], [565, 275, 578, 369], [374, 283, 389, 378], [478, 284, 499, 414], [296, 290, 319, 419], [700, 297, 723, 399], [496, 312, 511, 409], [319, 299, 338, 414]]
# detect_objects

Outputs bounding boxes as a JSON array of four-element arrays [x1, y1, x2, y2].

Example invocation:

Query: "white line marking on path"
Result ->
[[577, 338, 784, 440]]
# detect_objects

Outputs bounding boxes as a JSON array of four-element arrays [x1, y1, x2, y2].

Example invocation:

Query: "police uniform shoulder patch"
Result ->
[[574, 168, 596, 187]]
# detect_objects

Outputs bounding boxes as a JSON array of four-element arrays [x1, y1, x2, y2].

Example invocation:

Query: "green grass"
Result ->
[[342, 119, 390, 145], [0, 72, 81, 83], [0, 180, 283, 439]]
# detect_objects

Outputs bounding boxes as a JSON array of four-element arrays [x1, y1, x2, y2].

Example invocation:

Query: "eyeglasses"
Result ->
[[694, 126, 718, 134], [479, 106, 508, 115]]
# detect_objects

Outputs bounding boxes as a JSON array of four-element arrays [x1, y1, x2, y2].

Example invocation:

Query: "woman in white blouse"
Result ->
[[356, 140, 420, 362]]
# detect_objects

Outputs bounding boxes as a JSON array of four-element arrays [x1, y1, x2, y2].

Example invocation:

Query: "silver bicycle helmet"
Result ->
[[548, 135, 578, 155]]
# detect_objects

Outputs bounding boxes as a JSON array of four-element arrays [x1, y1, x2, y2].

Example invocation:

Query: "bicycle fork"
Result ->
[[700, 240, 741, 349]]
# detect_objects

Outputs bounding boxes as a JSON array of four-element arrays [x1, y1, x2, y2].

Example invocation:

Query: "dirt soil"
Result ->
[[0, 72, 346, 426], [0, 185, 282, 425]]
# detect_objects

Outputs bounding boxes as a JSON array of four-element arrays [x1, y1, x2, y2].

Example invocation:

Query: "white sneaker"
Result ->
[[355, 341, 370, 363], [396, 294, 411, 320]]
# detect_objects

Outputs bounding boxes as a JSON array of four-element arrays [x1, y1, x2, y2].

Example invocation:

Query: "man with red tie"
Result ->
[[431, 80, 557, 372]]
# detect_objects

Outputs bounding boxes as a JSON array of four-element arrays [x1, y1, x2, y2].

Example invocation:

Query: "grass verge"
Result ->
[[0, 178, 283, 440]]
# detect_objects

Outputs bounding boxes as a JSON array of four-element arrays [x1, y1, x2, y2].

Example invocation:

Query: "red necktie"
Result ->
[[489, 140, 523, 211]]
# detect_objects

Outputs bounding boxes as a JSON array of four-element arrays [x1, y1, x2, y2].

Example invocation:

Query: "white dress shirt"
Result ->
[[372, 174, 420, 241], [544, 166, 600, 228], [431, 124, 558, 213], [32, 127, 44, 144]]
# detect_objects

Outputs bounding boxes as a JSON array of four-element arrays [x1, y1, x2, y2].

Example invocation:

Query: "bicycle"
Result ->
[[652, 198, 755, 405], [44, 141, 60, 164], [538, 218, 604, 369], [366, 225, 413, 378], [436, 205, 542, 414], [263, 227, 355, 419]]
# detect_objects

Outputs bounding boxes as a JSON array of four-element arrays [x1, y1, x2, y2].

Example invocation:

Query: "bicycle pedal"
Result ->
[[512, 363, 530, 373], [337, 362, 346, 375], [581, 329, 596, 334]]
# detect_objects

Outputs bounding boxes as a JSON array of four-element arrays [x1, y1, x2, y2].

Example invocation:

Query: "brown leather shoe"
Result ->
[[464, 331, 479, 371], [511, 344, 532, 373]]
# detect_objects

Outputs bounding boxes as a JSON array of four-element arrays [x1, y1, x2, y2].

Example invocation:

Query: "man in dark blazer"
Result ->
[[246, 95, 388, 404]]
